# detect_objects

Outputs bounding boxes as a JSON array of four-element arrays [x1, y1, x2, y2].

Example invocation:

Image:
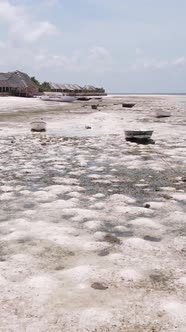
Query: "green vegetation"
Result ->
[[31, 77, 51, 92], [41, 81, 51, 92]]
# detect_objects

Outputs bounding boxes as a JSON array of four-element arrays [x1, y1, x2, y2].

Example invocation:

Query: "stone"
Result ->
[[103, 234, 121, 245], [91, 282, 108, 290]]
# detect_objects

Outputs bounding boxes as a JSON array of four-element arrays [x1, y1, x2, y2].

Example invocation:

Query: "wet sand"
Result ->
[[0, 95, 186, 331]]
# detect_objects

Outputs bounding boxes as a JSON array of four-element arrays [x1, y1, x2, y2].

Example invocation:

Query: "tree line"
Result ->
[[31, 76, 105, 94], [31, 77, 51, 92]]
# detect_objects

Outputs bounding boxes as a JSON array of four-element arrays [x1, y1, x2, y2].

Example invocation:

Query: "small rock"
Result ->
[[103, 234, 121, 245], [143, 236, 161, 242], [85, 125, 92, 129], [162, 194, 172, 200], [91, 282, 108, 290], [55, 266, 64, 271], [98, 250, 110, 257], [0, 257, 6, 262], [144, 203, 151, 209]]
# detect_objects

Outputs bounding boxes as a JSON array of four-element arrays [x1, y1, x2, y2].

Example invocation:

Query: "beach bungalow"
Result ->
[[49, 82, 106, 96], [0, 71, 39, 97], [49, 83, 83, 94]]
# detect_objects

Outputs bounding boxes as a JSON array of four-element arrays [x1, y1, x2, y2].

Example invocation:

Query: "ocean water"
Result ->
[[109, 93, 186, 96]]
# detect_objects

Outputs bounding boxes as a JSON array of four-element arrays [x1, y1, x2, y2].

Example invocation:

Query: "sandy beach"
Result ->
[[0, 95, 186, 331]]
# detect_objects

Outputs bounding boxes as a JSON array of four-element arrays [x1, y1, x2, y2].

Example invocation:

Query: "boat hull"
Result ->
[[41, 96, 76, 103], [156, 111, 171, 118], [122, 103, 136, 108], [125, 130, 153, 139], [31, 121, 46, 132]]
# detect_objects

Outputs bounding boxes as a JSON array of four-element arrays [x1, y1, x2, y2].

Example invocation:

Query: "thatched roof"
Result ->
[[49, 82, 83, 91], [83, 85, 98, 91], [0, 71, 38, 89], [49, 82, 102, 91]]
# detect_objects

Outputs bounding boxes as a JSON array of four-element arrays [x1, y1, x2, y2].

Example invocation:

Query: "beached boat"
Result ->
[[31, 121, 46, 132], [125, 130, 155, 144], [122, 103, 136, 108], [125, 130, 153, 141], [40, 95, 76, 103], [156, 111, 171, 118]]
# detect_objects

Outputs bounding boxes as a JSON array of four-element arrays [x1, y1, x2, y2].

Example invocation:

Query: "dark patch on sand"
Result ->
[[143, 236, 162, 242], [91, 282, 108, 290], [98, 250, 110, 257], [103, 234, 121, 245]]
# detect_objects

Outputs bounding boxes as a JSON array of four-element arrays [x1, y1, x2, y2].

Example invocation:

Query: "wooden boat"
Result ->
[[125, 130, 153, 140], [156, 111, 171, 118], [41, 96, 76, 103], [122, 103, 135, 108], [125, 130, 155, 145], [31, 121, 46, 132]]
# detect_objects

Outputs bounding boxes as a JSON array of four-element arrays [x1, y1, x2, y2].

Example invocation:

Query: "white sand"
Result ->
[[0, 94, 186, 331]]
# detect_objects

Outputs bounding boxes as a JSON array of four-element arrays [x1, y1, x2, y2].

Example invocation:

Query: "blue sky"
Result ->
[[0, 0, 186, 92]]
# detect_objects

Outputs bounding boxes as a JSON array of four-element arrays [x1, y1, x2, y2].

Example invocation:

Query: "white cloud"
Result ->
[[21, 21, 57, 43], [0, 0, 19, 23], [34, 46, 112, 72], [130, 56, 186, 72], [172, 57, 186, 66], [88, 47, 110, 61], [0, 0, 57, 43]]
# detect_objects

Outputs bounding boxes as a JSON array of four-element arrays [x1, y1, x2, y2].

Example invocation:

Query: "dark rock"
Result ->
[[91, 282, 108, 290], [162, 194, 172, 200], [91, 105, 98, 110], [55, 265, 64, 271], [144, 203, 151, 209], [85, 125, 92, 129], [143, 236, 161, 242], [149, 272, 169, 284], [103, 234, 121, 245], [98, 250, 110, 257], [0, 257, 6, 262]]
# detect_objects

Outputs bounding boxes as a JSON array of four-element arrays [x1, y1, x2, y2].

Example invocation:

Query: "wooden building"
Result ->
[[49, 82, 106, 96], [0, 71, 39, 97], [49, 83, 83, 94]]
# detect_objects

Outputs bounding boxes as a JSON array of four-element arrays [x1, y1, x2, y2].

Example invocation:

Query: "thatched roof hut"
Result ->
[[49, 82, 105, 95], [0, 71, 39, 97]]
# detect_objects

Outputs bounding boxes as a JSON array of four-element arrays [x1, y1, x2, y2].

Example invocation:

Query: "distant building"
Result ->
[[49, 82, 106, 96], [0, 71, 39, 97], [49, 83, 83, 94]]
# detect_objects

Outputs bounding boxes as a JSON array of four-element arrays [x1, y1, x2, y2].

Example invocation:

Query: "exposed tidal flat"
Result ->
[[0, 95, 186, 331]]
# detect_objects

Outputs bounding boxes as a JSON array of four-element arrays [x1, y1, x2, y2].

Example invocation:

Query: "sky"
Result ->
[[0, 0, 186, 92]]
